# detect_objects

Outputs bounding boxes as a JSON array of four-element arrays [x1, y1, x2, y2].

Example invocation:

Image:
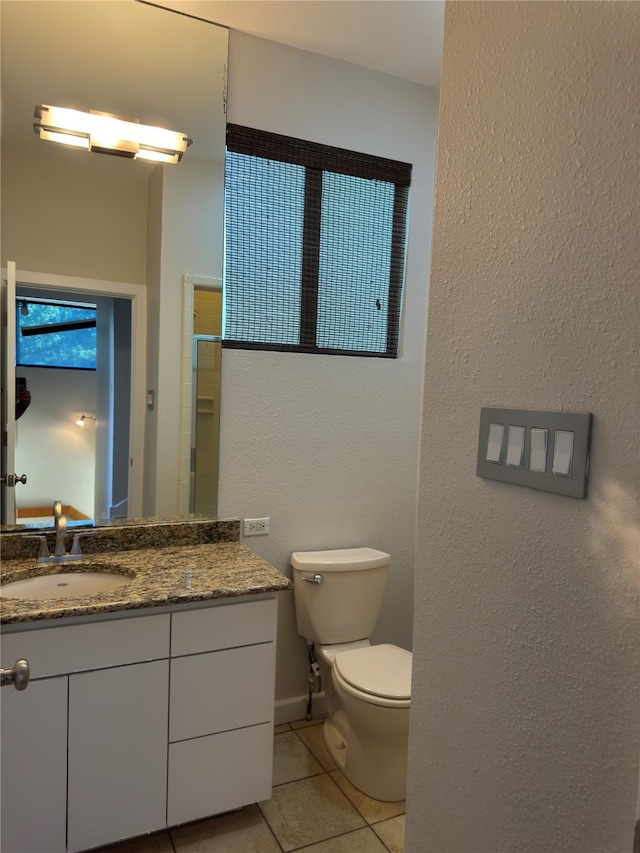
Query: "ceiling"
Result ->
[[158, 0, 445, 89]]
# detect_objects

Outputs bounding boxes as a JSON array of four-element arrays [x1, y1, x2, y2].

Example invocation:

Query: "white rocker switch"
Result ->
[[552, 430, 574, 476], [486, 423, 504, 463], [506, 425, 525, 468], [529, 428, 548, 472]]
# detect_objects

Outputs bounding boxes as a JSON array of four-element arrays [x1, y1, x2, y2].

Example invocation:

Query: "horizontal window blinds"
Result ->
[[224, 124, 411, 357]]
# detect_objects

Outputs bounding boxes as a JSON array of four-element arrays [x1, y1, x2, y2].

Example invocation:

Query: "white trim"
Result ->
[[1, 262, 17, 524], [5, 268, 146, 518], [188, 276, 223, 289], [178, 274, 223, 514]]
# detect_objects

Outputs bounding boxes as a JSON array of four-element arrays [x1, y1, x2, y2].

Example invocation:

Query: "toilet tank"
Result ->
[[291, 548, 390, 644]]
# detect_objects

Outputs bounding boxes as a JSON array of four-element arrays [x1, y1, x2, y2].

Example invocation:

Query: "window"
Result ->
[[16, 299, 97, 369], [224, 125, 412, 357]]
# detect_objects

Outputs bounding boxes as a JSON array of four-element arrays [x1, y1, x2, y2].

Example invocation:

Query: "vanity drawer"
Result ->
[[170, 597, 277, 657], [167, 722, 273, 826], [169, 642, 276, 741], [1, 613, 170, 679]]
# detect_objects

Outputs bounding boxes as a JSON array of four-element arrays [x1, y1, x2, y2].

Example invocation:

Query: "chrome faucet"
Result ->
[[53, 501, 67, 557], [25, 501, 94, 564]]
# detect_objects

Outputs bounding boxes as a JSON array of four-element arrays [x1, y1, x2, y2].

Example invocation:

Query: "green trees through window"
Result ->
[[16, 300, 97, 369]]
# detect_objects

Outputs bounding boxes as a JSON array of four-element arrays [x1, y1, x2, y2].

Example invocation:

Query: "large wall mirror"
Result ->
[[1, 1, 228, 527]]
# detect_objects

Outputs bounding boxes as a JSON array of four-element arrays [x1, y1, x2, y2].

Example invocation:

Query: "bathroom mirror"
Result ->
[[0, 1, 228, 527]]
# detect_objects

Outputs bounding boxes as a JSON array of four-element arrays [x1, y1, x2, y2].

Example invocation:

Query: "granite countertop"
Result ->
[[1, 532, 292, 625]]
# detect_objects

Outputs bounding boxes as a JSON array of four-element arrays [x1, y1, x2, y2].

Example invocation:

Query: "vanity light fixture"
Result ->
[[75, 414, 97, 428], [34, 105, 192, 164]]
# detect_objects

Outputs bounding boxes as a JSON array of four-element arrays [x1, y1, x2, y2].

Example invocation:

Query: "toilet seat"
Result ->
[[333, 644, 411, 707]]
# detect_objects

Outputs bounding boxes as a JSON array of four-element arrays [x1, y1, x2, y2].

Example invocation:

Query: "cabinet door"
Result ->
[[67, 659, 169, 853], [170, 642, 276, 741], [168, 722, 273, 826], [1, 677, 68, 853]]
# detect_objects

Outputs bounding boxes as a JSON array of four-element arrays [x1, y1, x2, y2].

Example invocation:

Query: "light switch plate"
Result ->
[[476, 408, 592, 498]]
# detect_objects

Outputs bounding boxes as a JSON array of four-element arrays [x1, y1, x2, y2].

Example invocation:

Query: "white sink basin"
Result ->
[[0, 570, 132, 600]]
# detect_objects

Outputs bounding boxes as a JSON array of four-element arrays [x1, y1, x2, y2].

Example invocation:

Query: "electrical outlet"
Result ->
[[243, 517, 270, 536]]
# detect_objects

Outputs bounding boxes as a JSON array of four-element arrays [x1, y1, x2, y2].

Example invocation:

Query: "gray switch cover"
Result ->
[[476, 408, 592, 498]]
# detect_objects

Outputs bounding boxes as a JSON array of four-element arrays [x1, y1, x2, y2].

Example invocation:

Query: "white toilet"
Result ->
[[291, 547, 411, 802]]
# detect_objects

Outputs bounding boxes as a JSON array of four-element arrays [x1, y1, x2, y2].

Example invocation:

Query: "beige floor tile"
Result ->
[[372, 814, 405, 853], [272, 729, 324, 785], [96, 832, 173, 853], [259, 774, 366, 852], [295, 721, 337, 771], [274, 723, 291, 734], [171, 805, 280, 853], [301, 826, 389, 852], [329, 769, 405, 824]]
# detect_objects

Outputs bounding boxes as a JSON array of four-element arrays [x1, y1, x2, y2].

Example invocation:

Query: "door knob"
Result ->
[[1, 474, 27, 487], [0, 659, 30, 690]]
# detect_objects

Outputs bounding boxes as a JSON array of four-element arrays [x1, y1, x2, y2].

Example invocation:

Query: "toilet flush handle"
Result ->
[[302, 573, 323, 585]]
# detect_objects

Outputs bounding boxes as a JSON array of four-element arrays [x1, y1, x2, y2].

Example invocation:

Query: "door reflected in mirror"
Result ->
[[13, 284, 133, 526], [190, 285, 223, 517], [1, 1, 228, 527]]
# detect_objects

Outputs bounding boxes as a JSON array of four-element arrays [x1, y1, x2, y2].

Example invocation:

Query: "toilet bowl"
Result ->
[[291, 547, 412, 802], [319, 642, 411, 802]]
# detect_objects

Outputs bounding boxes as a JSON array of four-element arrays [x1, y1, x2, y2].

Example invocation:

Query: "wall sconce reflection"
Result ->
[[75, 414, 97, 428]]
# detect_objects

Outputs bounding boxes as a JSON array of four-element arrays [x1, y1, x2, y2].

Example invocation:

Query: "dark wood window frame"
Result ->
[[224, 124, 412, 358]]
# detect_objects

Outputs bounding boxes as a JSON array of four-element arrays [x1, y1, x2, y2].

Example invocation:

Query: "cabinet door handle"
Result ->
[[1, 659, 30, 690]]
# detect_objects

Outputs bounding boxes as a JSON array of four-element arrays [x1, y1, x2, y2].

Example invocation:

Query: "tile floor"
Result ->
[[98, 717, 404, 853]]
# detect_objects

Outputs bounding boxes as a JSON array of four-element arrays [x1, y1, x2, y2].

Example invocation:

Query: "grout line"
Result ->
[[256, 801, 286, 853], [371, 820, 401, 853], [284, 825, 384, 852]]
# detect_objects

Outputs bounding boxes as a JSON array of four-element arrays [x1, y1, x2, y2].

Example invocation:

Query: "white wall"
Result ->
[[15, 367, 96, 518], [219, 32, 438, 708], [1, 146, 147, 282], [145, 157, 225, 515], [407, 3, 640, 851]]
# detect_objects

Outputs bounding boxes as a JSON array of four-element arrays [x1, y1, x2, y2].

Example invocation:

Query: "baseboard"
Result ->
[[274, 692, 327, 726]]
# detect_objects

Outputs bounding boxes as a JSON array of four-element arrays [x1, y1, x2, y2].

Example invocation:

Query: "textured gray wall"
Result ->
[[407, 3, 639, 851]]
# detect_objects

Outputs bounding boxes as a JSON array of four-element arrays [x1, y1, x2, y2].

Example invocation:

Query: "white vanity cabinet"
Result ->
[[167, 597, 278, 825], [0, 594, 278, 852]]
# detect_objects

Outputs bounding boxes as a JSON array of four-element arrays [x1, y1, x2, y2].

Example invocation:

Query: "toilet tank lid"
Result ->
[[291, 547, 390, 571]]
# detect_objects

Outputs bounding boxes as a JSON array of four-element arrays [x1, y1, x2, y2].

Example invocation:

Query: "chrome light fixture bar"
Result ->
[[34, 105, 192, 164]]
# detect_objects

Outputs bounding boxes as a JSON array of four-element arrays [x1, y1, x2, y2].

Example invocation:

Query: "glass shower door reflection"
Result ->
[[190, 336, 221, 516]]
